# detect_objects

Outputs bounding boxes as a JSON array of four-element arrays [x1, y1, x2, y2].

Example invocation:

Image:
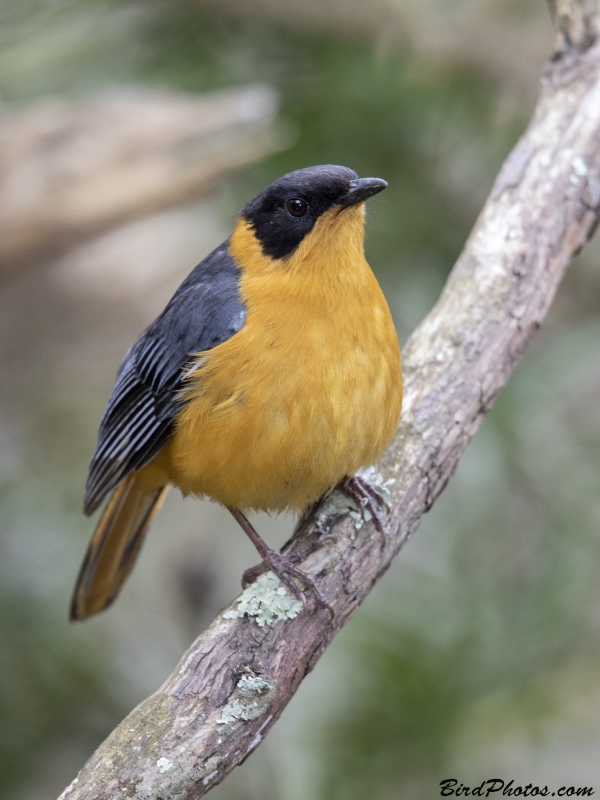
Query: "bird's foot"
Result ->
[[229, 507, 334, 618], [338, 475, 388, 547], [242, 549, 333, 618]]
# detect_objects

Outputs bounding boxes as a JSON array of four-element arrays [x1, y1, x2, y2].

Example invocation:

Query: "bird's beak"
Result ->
[[339, 177, 388, 209]]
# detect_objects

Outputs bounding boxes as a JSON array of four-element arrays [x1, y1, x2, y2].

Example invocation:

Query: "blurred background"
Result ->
[[2, 1, 600, 798]]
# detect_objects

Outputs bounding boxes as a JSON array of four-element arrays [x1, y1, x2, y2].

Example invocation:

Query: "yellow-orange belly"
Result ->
[[142, 211, 403, 512]]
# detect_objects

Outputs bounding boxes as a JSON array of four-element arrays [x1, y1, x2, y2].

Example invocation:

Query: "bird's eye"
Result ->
[[285, 198, 308, 217]]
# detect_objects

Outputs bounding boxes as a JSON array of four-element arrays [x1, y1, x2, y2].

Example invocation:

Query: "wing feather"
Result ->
[[84, 242, 246, 515]]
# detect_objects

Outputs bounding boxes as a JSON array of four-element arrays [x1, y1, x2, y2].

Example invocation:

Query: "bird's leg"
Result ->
[[228, 507, 333, 617], [338, 475, 388, 547]]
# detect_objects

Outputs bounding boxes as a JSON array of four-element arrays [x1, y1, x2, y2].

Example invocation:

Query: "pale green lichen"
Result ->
[[237, 673, 271, 693], [223, 572, 302, 626], [218, 699, 251, 725], [217, 668, 275, 725]]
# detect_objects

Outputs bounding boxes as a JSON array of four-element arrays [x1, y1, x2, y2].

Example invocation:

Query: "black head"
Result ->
[[242, 165, 387, 260]]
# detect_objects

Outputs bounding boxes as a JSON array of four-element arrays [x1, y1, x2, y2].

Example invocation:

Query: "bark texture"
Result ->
[[59, 2, 600, 798]]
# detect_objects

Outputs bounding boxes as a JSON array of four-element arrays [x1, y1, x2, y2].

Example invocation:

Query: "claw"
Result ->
[[339, 475, 388, 547], [229, 507, 334, 619], [244, 549, 332, 617]]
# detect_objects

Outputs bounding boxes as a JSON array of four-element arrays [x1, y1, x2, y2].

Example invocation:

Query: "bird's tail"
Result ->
[[70, 474, 169, 621]]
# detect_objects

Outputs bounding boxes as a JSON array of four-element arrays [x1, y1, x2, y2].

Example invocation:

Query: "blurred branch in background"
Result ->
[[0, 84, 282, 271], [57, 2, 600, 798]]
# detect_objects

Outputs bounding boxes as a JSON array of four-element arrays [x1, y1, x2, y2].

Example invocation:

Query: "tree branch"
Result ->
[[0, 85, 279, 272], [59, 5, 600, 798], [548, 0, 600, 52]]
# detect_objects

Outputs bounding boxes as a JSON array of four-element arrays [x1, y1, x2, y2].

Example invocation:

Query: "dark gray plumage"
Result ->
[[84, 242, 246, 515]]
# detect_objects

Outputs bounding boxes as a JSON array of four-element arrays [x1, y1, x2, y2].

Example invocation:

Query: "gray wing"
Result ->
[[83, 242, 246, 515]]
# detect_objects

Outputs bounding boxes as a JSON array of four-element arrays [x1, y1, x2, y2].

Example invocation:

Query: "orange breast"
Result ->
[[152, 206, 402, 512]]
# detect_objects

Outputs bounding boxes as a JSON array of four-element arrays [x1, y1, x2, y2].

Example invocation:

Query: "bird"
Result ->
[[70, 164, 403, 621]]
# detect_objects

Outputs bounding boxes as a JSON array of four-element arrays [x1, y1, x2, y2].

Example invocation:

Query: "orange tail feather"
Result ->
[[70, 475, 168, 621]]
